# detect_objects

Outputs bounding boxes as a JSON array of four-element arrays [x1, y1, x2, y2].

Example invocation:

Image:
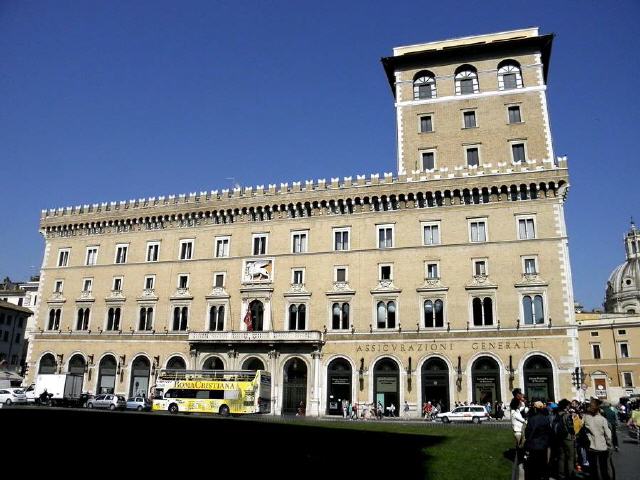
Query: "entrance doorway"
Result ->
[[421, 357, 450, 412], [373, 358, 399, 416], [97, 356, 117, 394], [129, 356, 151, 397], [282, 357, 307, 415], [471, 356, 501, 405], [523, 355, 554, 402], [326, 358, 352, 415]]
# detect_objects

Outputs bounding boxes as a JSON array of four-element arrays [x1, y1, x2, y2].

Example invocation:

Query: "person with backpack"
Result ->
[[524, 401, 553, 480], [552, 399, 576, 480]]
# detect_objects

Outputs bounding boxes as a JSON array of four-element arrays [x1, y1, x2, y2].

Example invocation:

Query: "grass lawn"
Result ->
[[278, 419, 514, 479]]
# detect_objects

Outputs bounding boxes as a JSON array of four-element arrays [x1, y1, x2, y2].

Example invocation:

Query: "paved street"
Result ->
[[612, 425, 640, 479]]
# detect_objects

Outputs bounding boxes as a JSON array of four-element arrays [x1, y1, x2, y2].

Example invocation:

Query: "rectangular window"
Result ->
[[524, 258, 537, 274], [503, 73, 517, 90], [618, 329, 627, 335], [333, 228, 350, 251], [113, 277, 123, 291], [469, 220, 487, 243], [85, 247, 98, 266], [292, 231, 308, 254], [463, 111, 477, 128], [144, 276, 155, 290], [421, 152, 435, 171], [252, 234, 267, 255], [466, 147, 479, 167], [623, 372, 633, 388], [380, 265, 392, 281], [178, 275, 189, 289], [592, 344, 601, 359], [115, 244, 128, 264], [83, 278, 93, 292], [512, 143, 526, 163], [474, 260, 487, 276], [335, 267, 347, 283], [292, 269, 304, 285], [418, 84, 433, 99], [508, 106, 522, 124], [54, 280, 64, 293], [426, 263, 439, 279], [590, 331, 599, 337], [420, 115, 433, 133], [180, 240, 194, 260], [460, 79, 474, 94], [518, 218, 536, 240], [620, 343, 630, 358], [423, 223, 441, 245], [377, 224, 394, 249], [146, 242, 160, 262], [57, 249, 70, 267], [215, 236, 230, 258], [214, 273, 225, 288]]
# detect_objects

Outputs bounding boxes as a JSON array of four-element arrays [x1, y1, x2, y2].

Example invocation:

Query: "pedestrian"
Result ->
[[510, 397, 527, 466], [403, 401, 410, 417], [389, 402, 396, 417], [423, 402, 429, 419], [524, 400, 552, 480], [377, 401, 383, 419], [347, 400, 353, 420], [551, 399, 575, 480], [601, 401, 618, 452], [352, 401, 358, 420], [342, 399, 347, 419], [583, 398, 613, 480]]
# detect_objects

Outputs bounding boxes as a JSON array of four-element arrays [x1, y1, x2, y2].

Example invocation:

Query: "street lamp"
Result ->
[[456, 356, 462, 392], [406, 357, 413, 391], [359, 358, 365, 392]]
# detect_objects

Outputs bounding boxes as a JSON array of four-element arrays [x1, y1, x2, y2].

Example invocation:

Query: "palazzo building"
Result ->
[[25, 28, 579, 416]]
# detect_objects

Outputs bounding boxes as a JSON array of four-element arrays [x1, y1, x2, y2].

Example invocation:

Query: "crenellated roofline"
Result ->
[[39, 158, 569, 239]]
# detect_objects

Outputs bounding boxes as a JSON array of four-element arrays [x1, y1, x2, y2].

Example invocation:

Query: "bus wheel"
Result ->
[[168, 404, 179, 414], [219, 405, 230, 417]]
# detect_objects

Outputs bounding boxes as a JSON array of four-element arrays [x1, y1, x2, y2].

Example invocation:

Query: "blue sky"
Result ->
[[0, 0, 638, 309]]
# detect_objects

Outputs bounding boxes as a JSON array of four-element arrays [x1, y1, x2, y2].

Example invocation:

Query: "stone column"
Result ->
[[268, 349, 280, 415], [309, 350, 322, 417]]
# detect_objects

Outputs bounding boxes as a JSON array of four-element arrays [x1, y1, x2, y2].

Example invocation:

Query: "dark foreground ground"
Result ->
[[2, 407, 513, 479]]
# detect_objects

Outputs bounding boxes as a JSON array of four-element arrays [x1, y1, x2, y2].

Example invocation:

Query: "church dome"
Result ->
[[604, 221, 640, 314]]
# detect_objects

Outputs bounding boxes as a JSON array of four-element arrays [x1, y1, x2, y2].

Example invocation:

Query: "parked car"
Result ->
[[86, 394, 126, 410], [437, 405, 489, 424], [0, 388, 28, 405], [126, 396, 151, 411]]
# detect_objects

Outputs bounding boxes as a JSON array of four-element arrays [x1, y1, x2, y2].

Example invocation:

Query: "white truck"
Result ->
[[24, 374, 85, 407]]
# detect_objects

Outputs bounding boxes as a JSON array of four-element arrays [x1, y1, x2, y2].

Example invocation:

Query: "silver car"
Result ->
[[0, 388, 27, 405], [86, 394, 126, 410], [126, 396, 151, 411]]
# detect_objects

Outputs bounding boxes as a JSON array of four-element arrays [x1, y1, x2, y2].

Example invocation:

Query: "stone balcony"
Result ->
[[188, 330, 324, 344]]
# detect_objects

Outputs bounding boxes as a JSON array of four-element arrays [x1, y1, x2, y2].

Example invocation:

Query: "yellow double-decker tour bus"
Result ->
[[151, 369, 271, 416]]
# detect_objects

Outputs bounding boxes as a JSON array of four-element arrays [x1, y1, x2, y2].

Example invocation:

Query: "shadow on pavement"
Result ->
[[3, 408, 446, 478]]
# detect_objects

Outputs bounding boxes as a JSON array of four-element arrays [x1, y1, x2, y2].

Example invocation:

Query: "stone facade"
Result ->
[[25, 28, 580, 416]]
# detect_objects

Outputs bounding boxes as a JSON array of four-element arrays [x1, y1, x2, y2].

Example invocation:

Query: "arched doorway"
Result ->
[[471, 356, 501, 405], [166, 356, 186, 371], [38, 353, 57, 374], [249, 300, 264, 331], [326, 358, 352, 415], [373, 358, 400, 416], [129, 356, 151, 397], [203, 356, 224, 370], [282, 357, 307, 415], [242, 357, 265, 371], [97, 356, 117, 394], [523, 355, 555, 402], [68, 354, 85, 375], [421, 357, 450, 412]]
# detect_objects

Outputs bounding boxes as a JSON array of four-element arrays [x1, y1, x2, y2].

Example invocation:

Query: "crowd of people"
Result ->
[[510, 387, 640, 480]]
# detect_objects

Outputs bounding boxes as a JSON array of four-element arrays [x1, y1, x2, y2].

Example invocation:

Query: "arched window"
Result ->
[[76, 308, 89, 330], [139, 307, 153, 331], [107, 307, 121, 331], [522, 295, 544, 325], [332, 303, 349, 330], [377, 301, 396, 329], [38, 353, 57, 374], [497, 60, 523, 90], [172, 306, 188, 331], [472, 297, 494, 326], [203, 356, 224, 370], [413, 71, 437, 100], [166, 356, 186, 370], [455, 65, 479, 95], [47, 308, 61, 330], [288, 304, 306, 331], [424, 299, 444, 328], [209, 305, 224, 331]]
